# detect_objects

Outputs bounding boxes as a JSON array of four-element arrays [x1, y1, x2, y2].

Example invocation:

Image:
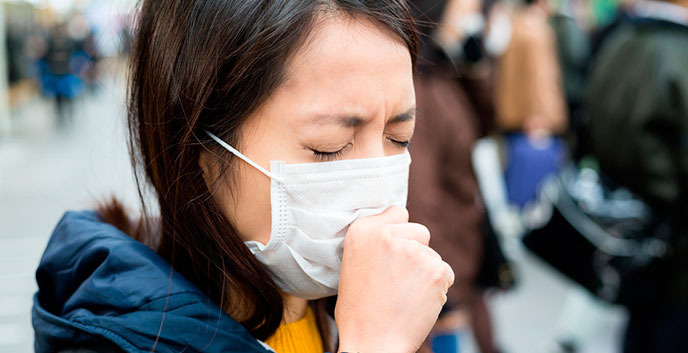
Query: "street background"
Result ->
[[0, 0, 642, 352]]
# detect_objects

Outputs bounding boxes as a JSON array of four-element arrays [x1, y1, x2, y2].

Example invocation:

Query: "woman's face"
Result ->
[[203, 14, 416, 245]]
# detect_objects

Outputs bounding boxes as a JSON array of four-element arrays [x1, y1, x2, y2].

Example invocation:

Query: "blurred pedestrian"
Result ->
[[40, 23, 83, 126], [494, 0, 567, 136], [490, 0, 569, 208], [585, 1, 688, 351], [410, 1, 499, 352], [67, 15, 100, 93]]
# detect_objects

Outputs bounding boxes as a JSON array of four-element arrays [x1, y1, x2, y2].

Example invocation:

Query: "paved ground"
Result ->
[[0, 68, 627, 353], [488, 239, 628, 353]]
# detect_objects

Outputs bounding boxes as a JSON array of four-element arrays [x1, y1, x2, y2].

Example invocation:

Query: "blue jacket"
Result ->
[[32, 211, 274, 353]]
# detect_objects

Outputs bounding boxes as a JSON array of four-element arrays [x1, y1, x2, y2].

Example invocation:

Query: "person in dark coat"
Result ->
[[409, 1, 498, 352], [585, 1, 688, 351]]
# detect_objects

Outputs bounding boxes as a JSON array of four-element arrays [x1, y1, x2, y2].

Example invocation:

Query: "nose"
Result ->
[[353, 131, 399, 159]]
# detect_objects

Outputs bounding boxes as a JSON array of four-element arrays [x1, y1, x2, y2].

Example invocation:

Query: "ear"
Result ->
[[199, 150, 210, 176], [199, 150, 217, 189], [199, 149, 234, 197]]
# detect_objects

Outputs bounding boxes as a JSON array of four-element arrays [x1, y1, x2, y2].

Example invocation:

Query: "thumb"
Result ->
[[349, 206, 409, 232], [367, 205, 409, 225]]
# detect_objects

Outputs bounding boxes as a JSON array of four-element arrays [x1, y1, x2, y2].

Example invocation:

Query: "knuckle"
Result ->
[[389, 205, 409, 222], [402, 242, 417, 260], [426, 261, 454, 286], [345, 220, 372, 248], [417, 224, 431, 242], [379, 226, 395, 249], [429, 248, 443, 261], [416, 223, 430, 235], [427, 263, 445, 284], [433, 269, 446, 284], [399, 207, 410, 222]]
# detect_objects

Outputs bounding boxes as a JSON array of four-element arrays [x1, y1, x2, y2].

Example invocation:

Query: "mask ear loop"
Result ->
[[205, 130, 285, 183]]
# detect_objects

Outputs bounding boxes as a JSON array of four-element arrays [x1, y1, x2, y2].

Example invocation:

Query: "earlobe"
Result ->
[[198, 150, 233, 196], [199, 150, 216, 188], [199, 151, 210, 176]]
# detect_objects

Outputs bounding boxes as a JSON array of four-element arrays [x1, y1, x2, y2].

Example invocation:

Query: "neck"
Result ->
[[282, 293, 309, 324]]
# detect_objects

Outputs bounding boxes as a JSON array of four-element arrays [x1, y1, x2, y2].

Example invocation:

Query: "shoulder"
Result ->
[[34, 210, 273, 353]]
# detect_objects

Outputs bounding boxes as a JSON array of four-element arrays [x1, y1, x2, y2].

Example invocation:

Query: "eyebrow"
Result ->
[[310, 106, 417, 127], [389, 106, 417, 124]]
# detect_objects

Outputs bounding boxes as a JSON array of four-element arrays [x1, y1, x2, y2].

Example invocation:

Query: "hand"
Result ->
[[335, 206, 455, 353]]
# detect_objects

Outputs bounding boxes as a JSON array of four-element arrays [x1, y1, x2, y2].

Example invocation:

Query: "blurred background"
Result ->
[[0, 0, 685, 352], [0, 0, 138, 352]]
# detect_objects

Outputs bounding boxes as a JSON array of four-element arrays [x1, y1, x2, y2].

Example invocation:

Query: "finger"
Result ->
[[385, 223, 431, 246], [419, 243, 442, 261], [405, 240, 443, 264], [443, 261, 455, 288], [360, 205, 409, 227]]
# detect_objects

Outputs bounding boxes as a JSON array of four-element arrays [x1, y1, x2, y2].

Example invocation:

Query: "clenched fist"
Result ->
[[335, 206, 455, 353]]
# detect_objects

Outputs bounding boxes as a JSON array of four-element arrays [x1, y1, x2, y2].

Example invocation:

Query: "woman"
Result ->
[[32, 1, 454, 352]]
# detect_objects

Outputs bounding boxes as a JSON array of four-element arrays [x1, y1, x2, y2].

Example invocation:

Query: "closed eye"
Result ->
[[387, 137, 410, 148], [308, 143, 351, 161]]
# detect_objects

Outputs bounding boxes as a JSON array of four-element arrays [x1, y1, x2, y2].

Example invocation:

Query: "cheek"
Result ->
[[217, 161, 273, 245]]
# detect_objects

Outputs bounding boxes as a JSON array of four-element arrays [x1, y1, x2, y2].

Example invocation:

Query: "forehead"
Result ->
[[275, 14, 415, 113], [289, 14, 411, 75]]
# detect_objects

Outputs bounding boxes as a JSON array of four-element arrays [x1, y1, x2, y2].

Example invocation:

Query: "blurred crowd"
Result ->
[[1, 0, 132, 130], [408, 0, 687, 352], [1, 0, 686, 352]]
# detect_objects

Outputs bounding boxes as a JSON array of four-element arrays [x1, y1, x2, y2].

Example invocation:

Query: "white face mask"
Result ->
[[207, 131, 411, 299]]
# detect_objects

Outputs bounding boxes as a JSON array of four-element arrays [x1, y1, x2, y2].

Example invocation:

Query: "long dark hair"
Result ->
[[100, 0, 418, 347]]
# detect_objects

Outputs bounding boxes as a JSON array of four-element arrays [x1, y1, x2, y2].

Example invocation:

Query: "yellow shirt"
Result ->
[[264, 307, 323, 353]]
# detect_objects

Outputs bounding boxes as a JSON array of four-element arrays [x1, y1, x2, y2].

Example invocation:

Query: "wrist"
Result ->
[[337, 336, 411, 353]]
